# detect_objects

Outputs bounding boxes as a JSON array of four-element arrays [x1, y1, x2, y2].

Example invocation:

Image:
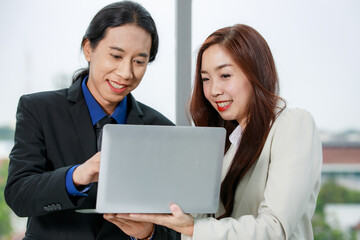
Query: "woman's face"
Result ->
[[201, 44, 253, 128], [83, 24, 152, 115]]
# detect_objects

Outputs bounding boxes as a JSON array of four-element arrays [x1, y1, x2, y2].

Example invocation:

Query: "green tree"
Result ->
[[313, 212, 348, 240], [313, 180, 360, 240], [0, 159, 12, 238], [316, 180, 360, 214]]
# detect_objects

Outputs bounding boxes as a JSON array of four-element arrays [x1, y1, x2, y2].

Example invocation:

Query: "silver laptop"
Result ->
[[77, 124, 226, 214]]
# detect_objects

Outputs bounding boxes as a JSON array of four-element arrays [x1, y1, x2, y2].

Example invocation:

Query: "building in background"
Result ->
[[321, 130, 360, 239], [321, 130, 360, 190]]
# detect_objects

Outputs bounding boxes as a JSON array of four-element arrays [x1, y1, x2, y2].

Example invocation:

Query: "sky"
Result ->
[[0, 0, 359, 133]]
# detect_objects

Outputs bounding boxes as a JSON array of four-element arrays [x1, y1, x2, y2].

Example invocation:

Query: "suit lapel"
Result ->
[[231, 159, 257, 215], [233, 132, 273, 216], [67, 80, 97, 162], [126, 93, 145, 124], [66, 84, 144, 162]]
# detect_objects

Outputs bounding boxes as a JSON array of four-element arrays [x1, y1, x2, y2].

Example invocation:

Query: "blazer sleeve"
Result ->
[[5, 95, 77, 217], [187, 109, 323, 240]]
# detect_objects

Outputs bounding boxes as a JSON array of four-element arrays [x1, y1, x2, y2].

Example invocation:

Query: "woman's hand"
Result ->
[[108, 204, 195, 236], [104, 214, 154, 239], [73, 152, 101, 186]]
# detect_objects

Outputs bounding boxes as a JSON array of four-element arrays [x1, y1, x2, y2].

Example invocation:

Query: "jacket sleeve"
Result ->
[[187, 109, 323, 240], [4, 95, 78, 217]]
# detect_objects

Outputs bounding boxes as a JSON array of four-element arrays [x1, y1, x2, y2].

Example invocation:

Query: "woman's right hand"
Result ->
[[72, 152, 101, 186]]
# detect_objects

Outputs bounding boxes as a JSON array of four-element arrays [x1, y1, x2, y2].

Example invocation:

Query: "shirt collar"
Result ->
[[82, 76, 127, 125], [229, 124, 243, 146]]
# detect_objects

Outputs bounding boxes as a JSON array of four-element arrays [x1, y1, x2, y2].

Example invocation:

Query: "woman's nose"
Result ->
[[210, 81, 223, 97]]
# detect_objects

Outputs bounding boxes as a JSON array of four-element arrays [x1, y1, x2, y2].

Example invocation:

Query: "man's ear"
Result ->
[[83, 39, 92, 63]]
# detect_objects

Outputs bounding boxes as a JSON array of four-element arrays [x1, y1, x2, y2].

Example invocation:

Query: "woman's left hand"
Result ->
[[103, 214, 155, 239], [106, 204, 195, 236]]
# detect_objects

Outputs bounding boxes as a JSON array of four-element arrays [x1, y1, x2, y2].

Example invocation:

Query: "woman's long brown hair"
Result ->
[[189, 24, 285, 218]]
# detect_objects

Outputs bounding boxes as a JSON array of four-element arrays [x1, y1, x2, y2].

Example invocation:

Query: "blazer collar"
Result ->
[[126, 93, 145, 124], [66, 79, 147, 160], [67, 79, 96, 160], [67, 79, 84, 103], [68, 78, 145, 121]]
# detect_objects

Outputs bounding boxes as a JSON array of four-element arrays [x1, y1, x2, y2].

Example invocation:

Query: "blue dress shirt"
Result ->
[[65, 76, 127, 197]]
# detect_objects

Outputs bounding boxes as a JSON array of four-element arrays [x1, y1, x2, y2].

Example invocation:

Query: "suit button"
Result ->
[[44, 206, 49, 211], [51, 204, 57, 211], [56, 203, 62, 210]]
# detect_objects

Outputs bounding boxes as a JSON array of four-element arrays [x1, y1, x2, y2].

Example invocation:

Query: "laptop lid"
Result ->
[[94, 124, 226, 214]]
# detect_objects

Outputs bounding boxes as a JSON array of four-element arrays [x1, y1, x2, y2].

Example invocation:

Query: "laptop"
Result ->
[[77, 124, 226, 214]]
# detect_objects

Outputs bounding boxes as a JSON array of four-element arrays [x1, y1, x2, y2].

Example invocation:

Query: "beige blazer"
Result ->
[[183, 108, 322, 240]]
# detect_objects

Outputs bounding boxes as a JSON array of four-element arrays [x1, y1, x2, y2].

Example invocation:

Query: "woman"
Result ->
[[106, 24, 323, 239], [5, 1, 179, 239]]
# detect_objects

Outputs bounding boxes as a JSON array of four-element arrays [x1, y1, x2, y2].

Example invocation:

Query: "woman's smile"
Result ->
[[215, 100, 232, 111]]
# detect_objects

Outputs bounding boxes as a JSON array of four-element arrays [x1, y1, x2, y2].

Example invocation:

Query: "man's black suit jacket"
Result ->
[[5, 79, 179, 240]]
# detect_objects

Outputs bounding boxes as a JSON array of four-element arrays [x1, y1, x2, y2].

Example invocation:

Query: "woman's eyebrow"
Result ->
[[215, 63, 232, 70], [201, 63, 232, 74]]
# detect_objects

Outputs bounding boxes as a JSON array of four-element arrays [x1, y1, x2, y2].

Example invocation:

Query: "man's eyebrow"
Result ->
[[138, 52, 149, 58], [109, 46, 149, 58], [110, 46, 125, 52]]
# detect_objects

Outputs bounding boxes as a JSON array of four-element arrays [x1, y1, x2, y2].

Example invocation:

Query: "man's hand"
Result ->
[[73, 152, 101, 186], [104, 214, 155, 239]]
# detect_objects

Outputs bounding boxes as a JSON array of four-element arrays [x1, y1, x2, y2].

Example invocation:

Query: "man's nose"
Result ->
[[115, 60, 133, 80]]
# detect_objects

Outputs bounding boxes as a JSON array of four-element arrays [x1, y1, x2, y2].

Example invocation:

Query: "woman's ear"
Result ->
[[83, 39, 92, 63]]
